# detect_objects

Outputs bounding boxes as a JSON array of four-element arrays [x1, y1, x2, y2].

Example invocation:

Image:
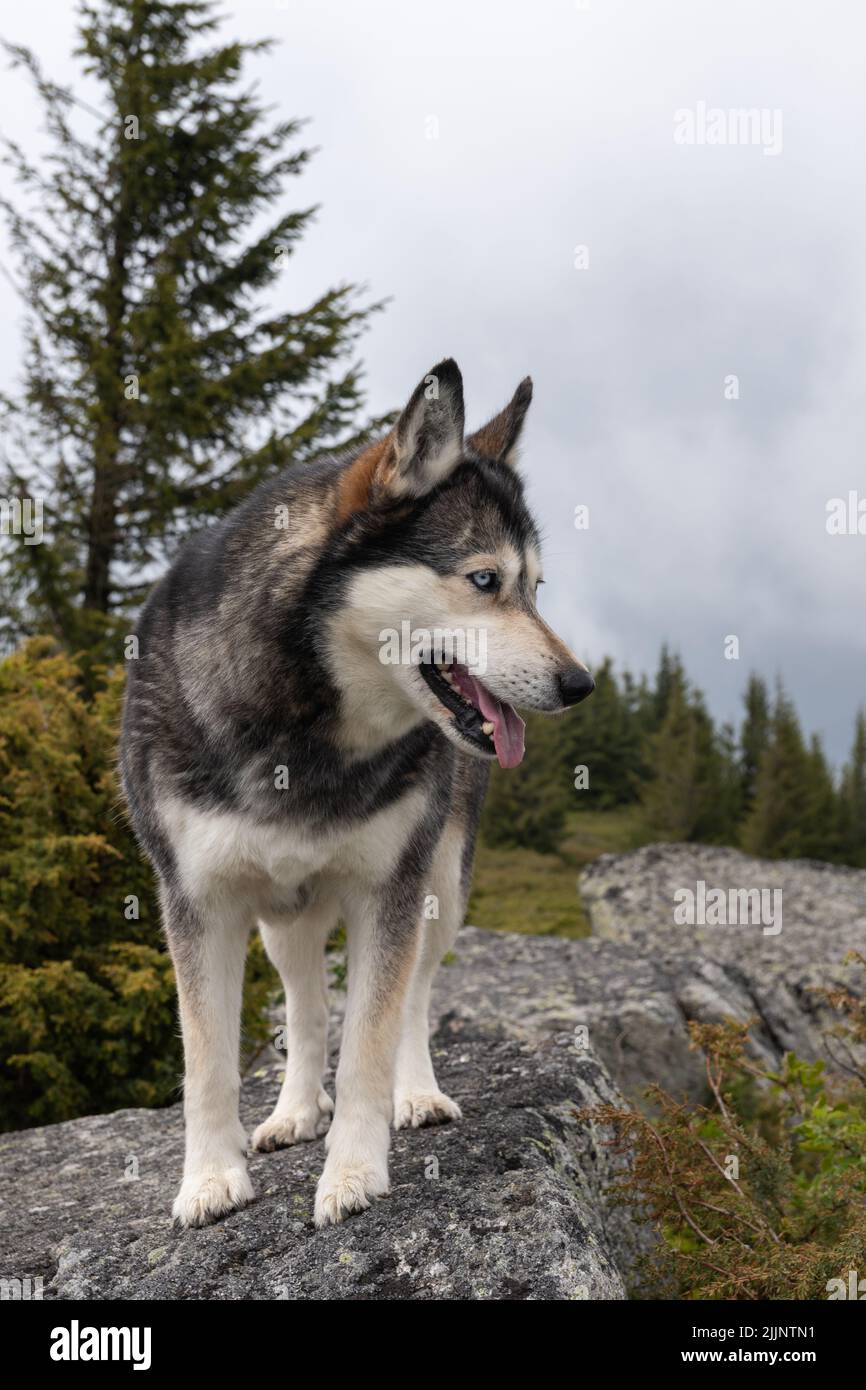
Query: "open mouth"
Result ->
[[418, 661, 526, 768]]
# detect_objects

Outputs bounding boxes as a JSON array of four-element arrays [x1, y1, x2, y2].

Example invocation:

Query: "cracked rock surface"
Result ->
[[434, 844, 866, 1101], [0, 1022, 643, 1301]]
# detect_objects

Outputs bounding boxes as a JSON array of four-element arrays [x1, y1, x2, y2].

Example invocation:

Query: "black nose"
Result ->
[[558, 666, 595, 706]]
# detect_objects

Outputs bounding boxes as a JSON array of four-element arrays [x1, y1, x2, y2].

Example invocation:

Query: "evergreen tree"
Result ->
[[701, 715, 743, 844], [649, 643, 682, 730], [638, 669, 701, 840], [798, 734, 841, 862], [838, 710, 866, 868], [638, 671, 739, 844], [0, 0, 384, 654], [480, 711, 573, 853], [740, 673, 771, 811], [622, 667, 655, 788], [565, 656, 642, 807], [740, 685, 820, 859]]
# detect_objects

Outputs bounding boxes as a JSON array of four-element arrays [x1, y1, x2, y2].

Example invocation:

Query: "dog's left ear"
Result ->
[[467, 376, 533, 466]]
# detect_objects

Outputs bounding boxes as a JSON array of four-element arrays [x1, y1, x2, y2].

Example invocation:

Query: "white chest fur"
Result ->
[[158, 787, 429, 913]]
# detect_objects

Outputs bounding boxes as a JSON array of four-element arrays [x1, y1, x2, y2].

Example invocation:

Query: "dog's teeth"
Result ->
[[481, 721, 494, 735]]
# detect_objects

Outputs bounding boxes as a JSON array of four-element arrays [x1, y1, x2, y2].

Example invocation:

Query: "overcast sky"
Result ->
[[1, 0, 864, 761]]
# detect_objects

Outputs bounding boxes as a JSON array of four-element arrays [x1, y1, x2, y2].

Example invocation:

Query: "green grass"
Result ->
[[560, 804, 648, 866], [468, 805, 647, 938]]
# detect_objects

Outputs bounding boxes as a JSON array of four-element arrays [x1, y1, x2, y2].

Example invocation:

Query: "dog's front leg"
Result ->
[[164, 889, 254, 1228], [314, 887, 420, 1227], [394, 826, 466, 1129], [250, 896, 338, 1151]]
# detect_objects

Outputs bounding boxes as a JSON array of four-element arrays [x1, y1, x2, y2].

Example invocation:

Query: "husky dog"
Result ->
[[120, 360, 593, 1229]]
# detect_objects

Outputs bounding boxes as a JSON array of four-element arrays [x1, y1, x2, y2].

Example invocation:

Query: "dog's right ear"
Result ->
[[338, 360, 464, 519], [388, 358, 465, 498]]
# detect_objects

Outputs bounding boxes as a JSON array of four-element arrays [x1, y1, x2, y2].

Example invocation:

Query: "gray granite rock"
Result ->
[[0, 1021, 644, 1301], [429, 844, 866, 1101]]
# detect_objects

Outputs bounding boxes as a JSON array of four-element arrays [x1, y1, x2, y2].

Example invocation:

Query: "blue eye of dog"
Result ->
[[468, 569, 498, 591]]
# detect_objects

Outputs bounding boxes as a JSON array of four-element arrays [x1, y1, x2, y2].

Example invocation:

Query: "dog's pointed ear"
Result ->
[[386, 358, 465, 498], [467, 376, 533, 467], [338, 360, 465, 520]]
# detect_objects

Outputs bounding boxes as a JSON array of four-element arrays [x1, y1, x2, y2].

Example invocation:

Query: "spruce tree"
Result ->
[[799, 734, 841, 862], [565, 656, 642, 807], [622, 667, 654, 786], [638, 670, 701, 840], [0, 0, 384, 653], [838, 710, 866, 867], [699, 715, 742, 844], [638, 672, 739, 844], [740, 673, 771, 811], [480, 711, 573, 853], [740, 685, 817, 859], [650, 643, 681, 730]]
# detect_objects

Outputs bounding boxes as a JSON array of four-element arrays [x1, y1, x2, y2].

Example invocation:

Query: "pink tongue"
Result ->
[[459, 671, 526, 769]]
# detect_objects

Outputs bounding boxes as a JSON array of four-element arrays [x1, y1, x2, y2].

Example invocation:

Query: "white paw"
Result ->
[[314, 1159, 390, 1227], [394, 1089, 462, 1130], [172, 1165, 254, 1228], [250, 1090, 333, 1152]]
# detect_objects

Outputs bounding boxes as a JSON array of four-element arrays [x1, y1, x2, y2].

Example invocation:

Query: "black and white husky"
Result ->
[[121, 360, 594, 1228]]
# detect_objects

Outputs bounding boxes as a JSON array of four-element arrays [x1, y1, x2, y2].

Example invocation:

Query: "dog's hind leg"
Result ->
[[165, 889, 254, 1229], [250, 895, 336, 1152], [314, 886, 421, 1227], [393, 822, 466, 1129]]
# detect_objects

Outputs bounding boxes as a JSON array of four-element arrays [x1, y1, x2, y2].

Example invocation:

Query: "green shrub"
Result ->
[[585, 954, 866, 1299], [0, 638, 274, 1130]]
